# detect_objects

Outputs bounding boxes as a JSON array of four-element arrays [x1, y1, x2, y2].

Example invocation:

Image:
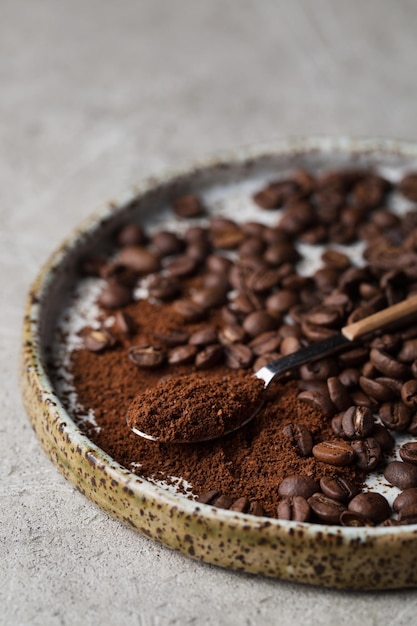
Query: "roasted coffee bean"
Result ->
[[277, 496, 310, 522], [282, 422, 313, 457], [253, 182, 288, 209], [229, 497, 250, 513], [247, 267, 281, 292], [183, 225, 207, 243], [151, 230, 184, 256], [239, 236, 265, 257], [398, 504, 417, 524], [399, 441, 417, 465], [265, 290, 299, 315], [218, 324, 247, 345], [173, 193, 205, 218], [369, 348, 410, 379], [210, 219, 245, 249], [202, 272, 230, 292], [321, 249, 350, 270], [398, 173, 417, 201], [98, 283, 133, 309], [359, 376, 397, 402], [84, 329, 117, 352], [224, 343, 253, 369], [249, 331, 281, 356], [401, 380, 417, 408], [148, 275, 181, 300], [128, 345, 165, 369], [319, 476, 358, 503], [278, 475, 320, 499], [117, 246, 160, 274], [197, 489, 220, 504], [168, 345, 198, 365], [243, 310, 277, 337], [189, 326, 218, 347], [312, 440, 354, 466], [80, 255, 106, 277], [298, 389, 336, 419], [338, 347, 369, 367], [172, 299, 206, 322], [327, 377, 351, 411], [301, 321, 337, 342], [372, 423, 395, 452], [190, 286, 227, 309], [351, 390, 377, 410], [100, 262, 139, 287], [299, 358, 339, 382], [165, 255, 198, 277], [361, 361, 378, 379], [206, 254, 232, 275], [116, 223, 147, 247], [340, 510, 374, 527], [241, 221, 265, 237], [348, 492, 390, 524], [331, 413, 344, 438], [154, 328, 189, 347], [280, 336, 302, 355], [212, 494, 233, 509], [379, 401, 412, 431], [314, 267, 341, 293], [264, 242, 299, 266], [307, 493, 346, 524], [384, 461, 417, 489], [351, 438, 381, 471], [338, 368, 360, 388], [393, 488, 417, 513], [341, 406, 375, 439], [221, 306, 240, 326], [304, 306, 342, 328], [112, 311, 137, 336], [195, 344, 224, 369], [398, 339, 417, 362], [408, 413, 417, 436], [187, 240, 212, 263], [253, 352, 281, 371]]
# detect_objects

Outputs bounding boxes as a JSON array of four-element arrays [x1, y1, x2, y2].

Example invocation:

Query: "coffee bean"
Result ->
[[253, 182, 287, 209], [351, 390, 377, 410], [338, 368, 360, 388], [128, 345, 165, 369], [249, 331, 281, 356], [298, 388, 337, 419], [304, 306, 342, 328], [277, 496, 310, 522], [148, 275, 181, 300], [212, 494, 233, 509], [301, 321, 338, 342], [112, 311, 137, 336], [190, 286, 228, 309], [239, 236, 265, 258], [278, 475, 320, 499], [321, 249, 350, 270], [100, 262, 139, 287], [172, 299, 206, 322], [398, 339, 417, 362], [312, 440, 354, 466], [401, 380, 417, 408], [206, 254, 233, 275], [307, 493, 346, 524], [80, 255, 106, 277], [338, 347, 369, 367], [264, 242, 299, 266], [98, 283, 133, 309], [168, 345, 198, 365], [249, 501, 265, 516], [351, 438, 381, 471], [224, 343, 253, 369], [393, 488, 417, 513], [218, 324, 247, 345], [331, 413, 344, 438], [384, 461, 417, 489], [246, 267, 282, 293], [188, 326, 218, 347], [340, 510, 374, 527], [173, 193, 205, 218], [300, 358, 339, 382], [282, 422, 313, 457], [195, 344, 224, 370], [372, 423, 395, 452], [379, 401, 412, 431], [398, 173, 417, 201], [280, 336, 302, 355], [348, 492, 390, 524], [203, 272, 230, 292], [210, 219, 245, 249], [253, 352, 281, 372], [370, 348, 410, 379], [165, 255, 198, 277], [341, 406, 375, 439], [117, 246, 160, 274], [229, 497, 250, 513], [151, 230, 184, 256], [197, 490, 219, 504], [359, 376, 398, 402], [327, 377, 351, 411], [319, 476, 358, 503], [399, 441, 417, 465], [398, 504, 417, 524], [84, 329, 117, 352], [265, 290, 299, 315], [187, 240, 212, 263], [116, 223, 147, 247], [243, 311, 277, 337], [154, 329, 190, 347]]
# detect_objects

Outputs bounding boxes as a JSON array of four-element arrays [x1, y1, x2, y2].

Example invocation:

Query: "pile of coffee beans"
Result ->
[[78, 167, 417, 526]]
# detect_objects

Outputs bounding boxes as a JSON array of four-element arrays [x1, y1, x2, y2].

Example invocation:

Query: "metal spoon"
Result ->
[[129, 295, 417, 443]]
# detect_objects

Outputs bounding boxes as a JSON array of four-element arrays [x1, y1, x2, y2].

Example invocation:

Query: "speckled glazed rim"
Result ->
[[21, 136, 417, 590]]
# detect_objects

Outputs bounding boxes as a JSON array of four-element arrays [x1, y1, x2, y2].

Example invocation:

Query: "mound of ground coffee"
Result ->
[[127, 372, 265, 443], [61, 167, 417, 526]]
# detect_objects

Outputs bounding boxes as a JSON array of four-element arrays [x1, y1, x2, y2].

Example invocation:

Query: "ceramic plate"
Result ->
[[21, 137, 417, 590]]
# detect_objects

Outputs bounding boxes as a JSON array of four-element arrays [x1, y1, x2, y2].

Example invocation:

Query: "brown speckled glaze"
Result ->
[[20, 137, 417, 590]]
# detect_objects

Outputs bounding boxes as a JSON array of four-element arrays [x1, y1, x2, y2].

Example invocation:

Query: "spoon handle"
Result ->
[[342, 294, 417, 341]]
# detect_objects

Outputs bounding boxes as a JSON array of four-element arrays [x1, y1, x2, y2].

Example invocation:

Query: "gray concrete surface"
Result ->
[[3, 1, 417, 624]]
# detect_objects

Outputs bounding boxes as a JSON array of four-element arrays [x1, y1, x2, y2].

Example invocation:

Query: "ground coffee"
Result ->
[[62, 167, 417, 525]]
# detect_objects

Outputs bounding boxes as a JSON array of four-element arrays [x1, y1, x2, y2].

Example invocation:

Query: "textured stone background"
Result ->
[[3, 1, 417, 624]]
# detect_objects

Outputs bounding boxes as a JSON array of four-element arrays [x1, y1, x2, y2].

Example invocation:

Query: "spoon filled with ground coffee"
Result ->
[[127, 296, 417, 443]]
